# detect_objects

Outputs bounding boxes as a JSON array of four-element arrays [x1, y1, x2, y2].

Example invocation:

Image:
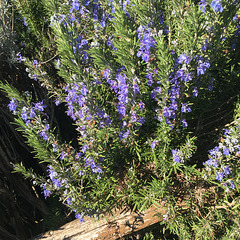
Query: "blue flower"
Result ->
[[72, 0, 80, 11], [177, 54, 190, 64], [40, 131, 48, 141], [119, 129, 130, 140], [216, 171, 224, 181], [182, 119, 188, 128], [146, 72, 153, 86], [193, 87, 198, 97], [16, 53, 25, 62], [181, 103, 191, 113], [197, 60, 210, 76], [48, 166, 63, 189], [33, 60, 38, 65], [21, 107, 28, 121], [66, 197, 72, 205], [23, 17, 28, 27], [60, 151, 66, 160], [117, 104, 126, 117], [211, 0, 223, 13], [8, 98, 17, 112], [172, 149, 184, 163], [151, 140, 156, 149], [224, 166, 231, 175], [137, 26, 156, 63], [159, 14, 164, 24], [75, 213, 84, 223], [29, 108, 36, 118], [34, 101, 46, 112], [230, 181, 235, 189], [223, 148, 230, 156], [199, 0, 207, 13], [84, 0, 90, 6], [42, 184, 51, 198]]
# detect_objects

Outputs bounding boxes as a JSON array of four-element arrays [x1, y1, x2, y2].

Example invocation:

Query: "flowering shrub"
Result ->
[[1, 0, 240, 238]]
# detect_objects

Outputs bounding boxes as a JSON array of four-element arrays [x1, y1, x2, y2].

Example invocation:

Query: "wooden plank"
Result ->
[[32, 205, 166, 240]]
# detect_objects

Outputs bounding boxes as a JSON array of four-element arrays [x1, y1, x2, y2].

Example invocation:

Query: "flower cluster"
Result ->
[[199, 0, 224, 13], [211, 0, 223, 13], [8, 98, 52, 140], [103, 68, 145, 140], [71, 35, 89, 62], [137, 26, 156, 63], [203, 127, 238, 191], [172, 148, 184, 163], [64, 80, 112, 133]]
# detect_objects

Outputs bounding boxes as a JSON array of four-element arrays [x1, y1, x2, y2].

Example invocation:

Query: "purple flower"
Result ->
[[21, 108, 28, 121], [202, 39, 209, 51], [60, 151, 66, 160], [72, 0, 80, 10], [84, 0, 90, 6], [163, 107, 171, 118], [146, 72, 153, 86], [119, 129, 130, 140], [151, 90, 157, 99], [133, 84, 140, 95], [230, 181, 235, 189], [81, 85, 88, 96], [48, 166, 62, 189], [211, 0, 223, 13], [55, 99, 61, 106], [33, 60, 38, 65], [199, 0, 207, 13], [197, 61, 210, 76], [181, 103, 191, 113], [44, 124, 49, 131], [75, 213, 84, 223], [223, 129, 229, 135], [182, 119, 188, 128], [23, 17, 28, 27], [223, 148, 230, 156], [16, 53, 25, 62], [40, 131, 48, 141], [42, 185, 51, 198], [66, 197, 72, 205], [159, 14, 164, 24], [82, 144, 88, 153], [29, 108, 36, 118], [211, 160, 218, 168], [151, 140, 156, 149], [204, 158, 213, 167], [224, 166, 231, 175], [172, 149, 183, 163], [34, 101, 46, 112], [193, 87, 198, 97], [93, 165, 103, 174], [137, 26, 156, 63], [117, 104, 126, 117], [177, 54, 190, 64], [8, 98, 17, 112], [216, 171, 224, 181], [139, 100, 145, 110]]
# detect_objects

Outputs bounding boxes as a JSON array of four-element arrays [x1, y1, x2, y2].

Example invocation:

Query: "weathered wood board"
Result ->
[[32, 205, 166, 240]]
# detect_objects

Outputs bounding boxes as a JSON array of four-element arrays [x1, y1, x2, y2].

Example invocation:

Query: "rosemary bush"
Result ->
[[1, 0, 240, 238]]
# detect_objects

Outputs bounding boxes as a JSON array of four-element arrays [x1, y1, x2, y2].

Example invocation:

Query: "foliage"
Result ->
[[1, 0, 240, 239]]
